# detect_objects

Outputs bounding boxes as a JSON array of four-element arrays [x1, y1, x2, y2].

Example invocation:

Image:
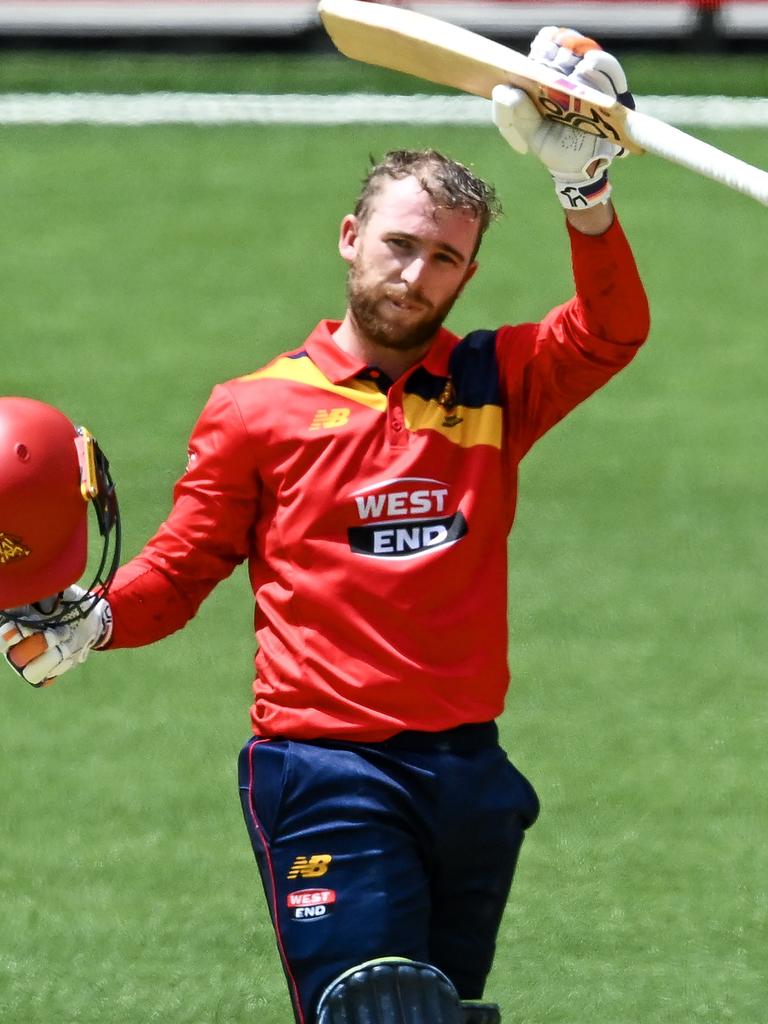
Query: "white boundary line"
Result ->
[[0, 93, 766, 127]]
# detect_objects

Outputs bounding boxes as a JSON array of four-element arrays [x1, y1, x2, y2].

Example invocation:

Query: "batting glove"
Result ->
[[493, 26, 634, 210], [0, 586, 112, 688]]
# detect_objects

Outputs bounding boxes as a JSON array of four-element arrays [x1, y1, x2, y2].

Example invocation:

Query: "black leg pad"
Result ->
[[316, 957, 464, 1024]]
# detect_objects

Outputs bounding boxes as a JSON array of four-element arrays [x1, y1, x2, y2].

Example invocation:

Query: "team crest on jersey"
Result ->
[[348, 477, 467, 559], [437, 377, 463, 429], [0, 532, 31, 565]]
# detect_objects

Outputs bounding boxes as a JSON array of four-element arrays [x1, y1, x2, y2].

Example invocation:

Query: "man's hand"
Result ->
[[492, 26, 634, 212], [0, 586, 113, 688], [528, 26, 634, 108]]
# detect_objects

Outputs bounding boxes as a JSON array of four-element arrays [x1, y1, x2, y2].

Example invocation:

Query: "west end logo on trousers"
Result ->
[[347, 477, 468, 559], [286, 888, 337, 921]]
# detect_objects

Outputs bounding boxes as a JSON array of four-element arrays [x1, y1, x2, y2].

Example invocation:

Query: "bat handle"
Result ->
[[623, 108, 768, 207]]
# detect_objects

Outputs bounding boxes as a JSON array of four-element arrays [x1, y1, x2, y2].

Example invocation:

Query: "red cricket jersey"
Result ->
[[107, 218, 649, 741]]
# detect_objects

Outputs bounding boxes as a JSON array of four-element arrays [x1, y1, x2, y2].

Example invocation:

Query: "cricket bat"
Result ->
[[318, 0, 768, 207]]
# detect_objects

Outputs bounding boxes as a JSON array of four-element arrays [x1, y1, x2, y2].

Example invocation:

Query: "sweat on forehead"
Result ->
[[364, 175, 481, 230], [353, 149, 501, 234]]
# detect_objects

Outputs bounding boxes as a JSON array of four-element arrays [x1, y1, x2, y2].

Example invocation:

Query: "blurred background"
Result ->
[[1, 4, 766, 1024], [0, 0, 767, 52]]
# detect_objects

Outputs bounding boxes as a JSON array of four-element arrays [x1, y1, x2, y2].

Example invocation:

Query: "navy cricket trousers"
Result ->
[[238, 722, 539, 1024]]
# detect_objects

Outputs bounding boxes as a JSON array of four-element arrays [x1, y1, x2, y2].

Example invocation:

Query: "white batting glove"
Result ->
[[493, 26, 634, 210], [1, 586, 112, 688], [528, 26, 634, 105]]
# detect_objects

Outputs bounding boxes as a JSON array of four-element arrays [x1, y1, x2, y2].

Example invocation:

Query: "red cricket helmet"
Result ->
[[0, 397, 120, 620]]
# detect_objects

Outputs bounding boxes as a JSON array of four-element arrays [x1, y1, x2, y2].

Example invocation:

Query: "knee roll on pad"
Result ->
[[461, 1002, 501, 1024], [315, 957, 463, 1024]]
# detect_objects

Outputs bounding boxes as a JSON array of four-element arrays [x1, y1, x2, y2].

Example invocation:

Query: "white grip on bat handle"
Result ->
[[623, 108, 768, 207]]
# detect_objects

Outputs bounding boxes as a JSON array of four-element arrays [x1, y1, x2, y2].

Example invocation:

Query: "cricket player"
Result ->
[[2, 29, 650, 1024]]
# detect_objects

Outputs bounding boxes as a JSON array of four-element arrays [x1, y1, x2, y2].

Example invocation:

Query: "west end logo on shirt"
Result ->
[[347, 477, 468, 559]]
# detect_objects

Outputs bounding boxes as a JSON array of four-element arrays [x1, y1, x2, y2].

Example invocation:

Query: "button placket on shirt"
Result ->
[[387, 384, 408, 449]]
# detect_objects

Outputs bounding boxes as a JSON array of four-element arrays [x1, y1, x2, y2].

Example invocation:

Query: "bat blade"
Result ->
[[318, 0, 768, 207], [318, 0, 638, 152]]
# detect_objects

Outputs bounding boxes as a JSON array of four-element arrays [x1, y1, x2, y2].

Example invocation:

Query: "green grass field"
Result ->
[[1, 51, 767, 1024]]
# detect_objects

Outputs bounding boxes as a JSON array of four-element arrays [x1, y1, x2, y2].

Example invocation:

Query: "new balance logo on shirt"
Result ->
[[310, 409, 351, 430]]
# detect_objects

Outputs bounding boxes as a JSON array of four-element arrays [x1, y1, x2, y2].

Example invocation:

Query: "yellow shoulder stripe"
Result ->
[[239, 356, 387, 412], [403, 393, 502, 449], [239, 358, 502, 446]]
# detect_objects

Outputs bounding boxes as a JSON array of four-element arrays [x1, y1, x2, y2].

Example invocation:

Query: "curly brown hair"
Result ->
[[353, 149, 501, 258]]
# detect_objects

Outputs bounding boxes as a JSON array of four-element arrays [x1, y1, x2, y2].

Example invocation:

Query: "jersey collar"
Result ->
[[304, 320, 460, 384]]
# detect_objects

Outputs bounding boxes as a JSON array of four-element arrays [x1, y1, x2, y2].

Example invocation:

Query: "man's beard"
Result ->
[[346, 259, 462, 353]]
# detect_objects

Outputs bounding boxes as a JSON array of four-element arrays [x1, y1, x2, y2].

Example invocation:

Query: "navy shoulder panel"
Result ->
[[448, 329, 502, 408], [403, 329, 502, 408]]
